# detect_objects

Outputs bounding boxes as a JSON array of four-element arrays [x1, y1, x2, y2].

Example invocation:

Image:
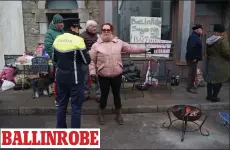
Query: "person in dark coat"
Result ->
[[63, 18, 82, 36], [80, 20, 101, 102], [44, 14, 64, 107], [205, 24, 230, 102], [44, 14, 64, 58], [53, 18, 91, 128], [185, 24, 203, 94]]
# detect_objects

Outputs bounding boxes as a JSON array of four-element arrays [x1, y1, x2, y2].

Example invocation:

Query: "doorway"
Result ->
[[195, 2, 226, 38], [194, 1, 227, 71]]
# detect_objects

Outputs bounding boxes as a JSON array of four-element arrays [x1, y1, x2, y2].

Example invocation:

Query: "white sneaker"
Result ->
[[55, 101, 59, 107], [35, 92, 39, 98], [43, 90, 48, 95]]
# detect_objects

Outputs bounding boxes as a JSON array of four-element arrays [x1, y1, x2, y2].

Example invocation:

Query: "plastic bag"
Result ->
[[144, 61, 159, 86], [194, 68, 205, 87], [1, 80, 15, 91]]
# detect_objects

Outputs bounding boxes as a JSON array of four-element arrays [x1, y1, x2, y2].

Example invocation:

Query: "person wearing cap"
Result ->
[[185, 24, 203, 94], [63, 18, 82, 36], [80, 20, 101, 102], [52, 18, 91, 128], [44, 14, 64, 107], [44, 14, 64, 58], [205, 24, 230, 102]]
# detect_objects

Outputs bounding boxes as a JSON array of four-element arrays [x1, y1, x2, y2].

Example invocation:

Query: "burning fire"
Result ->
[[185, 106, 199, 116], [175, 105, 200, 117], [186, 106, 191, 113]]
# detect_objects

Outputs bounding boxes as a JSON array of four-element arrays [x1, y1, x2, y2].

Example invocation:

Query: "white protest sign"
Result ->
[[130, 40, 172, 58], [130, 16, 162, 42], [129, 16, 172, 58]]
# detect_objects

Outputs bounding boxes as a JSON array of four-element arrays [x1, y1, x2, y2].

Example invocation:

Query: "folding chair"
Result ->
[[31, 57, 51, 98], [148, 59, 172, 95], [219, 112, 229, 133], [121, 59, 148, 100]]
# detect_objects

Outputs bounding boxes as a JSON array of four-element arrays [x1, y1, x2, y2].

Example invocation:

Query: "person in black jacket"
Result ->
[[53, 18, 91, 128], [80, 20, 101, 102], [185, 24, 203, 94]]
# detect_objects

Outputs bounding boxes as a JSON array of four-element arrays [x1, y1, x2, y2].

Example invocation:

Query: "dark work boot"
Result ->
[[206, 83, 213, 101], [211, 97, 220, 102], [98, 107, 105, 125], [211, 83, 222, 102], [115, 107, 124, 125]]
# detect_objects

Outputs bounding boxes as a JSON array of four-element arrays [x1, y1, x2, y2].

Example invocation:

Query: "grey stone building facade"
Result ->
[[22, 0, 101, 51], [0, 0, 115, 69]]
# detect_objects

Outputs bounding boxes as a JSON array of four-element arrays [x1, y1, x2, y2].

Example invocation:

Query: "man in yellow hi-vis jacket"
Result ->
[[53, 18, 91, 128]]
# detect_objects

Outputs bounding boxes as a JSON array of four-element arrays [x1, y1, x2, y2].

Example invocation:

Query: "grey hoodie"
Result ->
[[206, 35, 222, 46]]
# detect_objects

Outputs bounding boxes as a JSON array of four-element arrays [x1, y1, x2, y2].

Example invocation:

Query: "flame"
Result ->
[[186, 106, 191, 113]]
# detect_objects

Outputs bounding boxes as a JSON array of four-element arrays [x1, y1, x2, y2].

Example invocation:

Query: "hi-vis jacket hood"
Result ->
[[53, 33, 86, 53], [206, 35, 222, 46]]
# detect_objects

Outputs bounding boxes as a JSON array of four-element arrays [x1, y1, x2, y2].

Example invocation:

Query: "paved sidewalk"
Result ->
[[0, 83, 229, 115]]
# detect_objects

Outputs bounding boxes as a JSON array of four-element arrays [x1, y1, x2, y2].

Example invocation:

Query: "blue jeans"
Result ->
[[56, 82, 84, 128]]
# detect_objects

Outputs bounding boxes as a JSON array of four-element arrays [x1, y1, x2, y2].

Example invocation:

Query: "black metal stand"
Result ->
[[222, 121, 229, 133], [162, 108, 210, 142]]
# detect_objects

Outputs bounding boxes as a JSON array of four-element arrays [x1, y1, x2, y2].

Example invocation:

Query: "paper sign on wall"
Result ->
[[130, 16, 162, 42], [129, 16, 172, 58]]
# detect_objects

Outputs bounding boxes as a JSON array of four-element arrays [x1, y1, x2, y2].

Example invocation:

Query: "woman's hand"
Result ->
[[145, 47, 151, 52]]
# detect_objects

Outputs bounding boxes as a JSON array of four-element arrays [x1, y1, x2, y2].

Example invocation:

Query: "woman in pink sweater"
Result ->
[[89, 23, 148, 125]]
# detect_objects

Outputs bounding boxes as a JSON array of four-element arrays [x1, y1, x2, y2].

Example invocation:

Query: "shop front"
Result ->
[[118, 0, 230, 79]]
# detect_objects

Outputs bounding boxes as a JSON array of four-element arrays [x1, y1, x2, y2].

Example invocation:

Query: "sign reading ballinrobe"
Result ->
[[129, 16, 172, 58]]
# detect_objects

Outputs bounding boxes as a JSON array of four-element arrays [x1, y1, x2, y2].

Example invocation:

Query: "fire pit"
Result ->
[[162, 105, 210, 142]]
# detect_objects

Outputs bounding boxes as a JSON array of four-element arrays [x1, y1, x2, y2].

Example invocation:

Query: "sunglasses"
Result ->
[[102, 29, 111, 33]]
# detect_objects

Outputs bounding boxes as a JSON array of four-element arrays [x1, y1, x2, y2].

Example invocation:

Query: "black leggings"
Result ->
[[98, 74, 122, 109], [207, 82, 222, 98]]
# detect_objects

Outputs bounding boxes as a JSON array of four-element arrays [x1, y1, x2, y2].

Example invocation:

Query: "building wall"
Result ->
[[224, 2, 230, 39], [22, 1, 39, 51], [22, 0, 100, 52], [0, 1, 25, 70]]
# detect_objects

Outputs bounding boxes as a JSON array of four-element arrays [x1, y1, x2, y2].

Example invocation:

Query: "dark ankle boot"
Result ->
[[98, 108, 105, 125], [213, 83, 222, 98], [206, 83, 213, 101], [211, 97, 220, 102], [115, 107, 124, 125]]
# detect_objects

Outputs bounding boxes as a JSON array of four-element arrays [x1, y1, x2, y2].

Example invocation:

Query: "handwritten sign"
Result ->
[[129, 16, 172, 58], [130, 16, 162, 42]]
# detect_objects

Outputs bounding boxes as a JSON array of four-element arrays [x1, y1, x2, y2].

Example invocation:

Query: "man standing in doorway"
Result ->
[[80, 20, 101, 102], [44, 14, 64, 106], [186, 24, 203, 94]]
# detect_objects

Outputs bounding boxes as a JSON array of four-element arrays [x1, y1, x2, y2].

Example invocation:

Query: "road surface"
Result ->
[[0, 110, 229, 149]]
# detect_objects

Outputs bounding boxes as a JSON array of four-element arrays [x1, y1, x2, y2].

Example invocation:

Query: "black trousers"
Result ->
[[187, 60, 198, 89], [98, 74, 122, 109], [207, 82, 222, 98], [56, 82, 84, 128]]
